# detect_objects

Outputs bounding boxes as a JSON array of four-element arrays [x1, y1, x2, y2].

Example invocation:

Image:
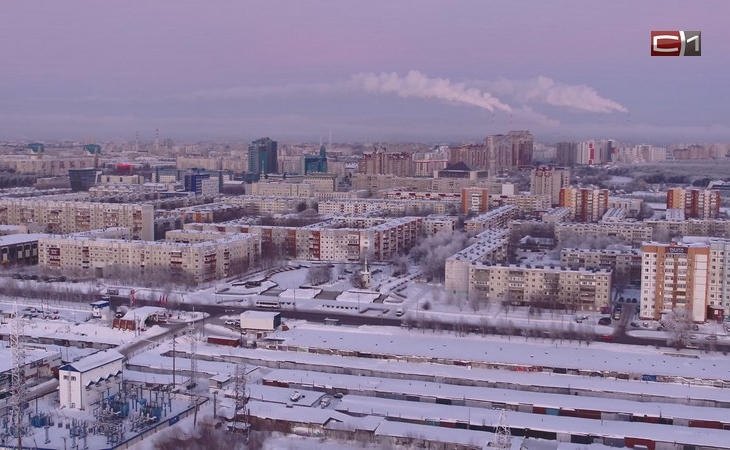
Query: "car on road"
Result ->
[[333, 392, 344, 399], [600, 335, 614, 342], [224, 308, 235, 313], [598, 317, 612, 326], [224, 319, 239, 326], [395, 307, 404, 317], [629, 322, 640, 328], [290, 391, 301, 402], [705, 335, 718, 341]]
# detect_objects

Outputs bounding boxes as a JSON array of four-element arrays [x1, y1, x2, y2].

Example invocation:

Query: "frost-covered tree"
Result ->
[[665, 307, 694, 349]]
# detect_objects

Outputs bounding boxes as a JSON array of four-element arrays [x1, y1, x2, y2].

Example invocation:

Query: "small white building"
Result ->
[[59, 350, 124, 410], [240, 310, 281, 331]]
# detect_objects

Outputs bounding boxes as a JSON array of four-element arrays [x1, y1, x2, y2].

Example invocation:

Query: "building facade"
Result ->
[[530, 166, 570, 206], [0, 199, 155, 241], [248, 137, 278, 176], [468, 263, 612, 312], [559, 188, 609, 223], [666, 188, 721, 219], [39, 231, 260, 284], [640, 242, 710, 322]]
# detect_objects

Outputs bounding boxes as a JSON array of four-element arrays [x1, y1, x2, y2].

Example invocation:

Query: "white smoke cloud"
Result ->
[[488, 76, 628, 113], [351, 70, 512, 113]]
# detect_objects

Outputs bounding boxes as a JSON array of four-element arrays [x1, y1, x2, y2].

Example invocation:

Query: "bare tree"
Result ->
[[665, 307, 694, 349], [306, 265, 333, 286]]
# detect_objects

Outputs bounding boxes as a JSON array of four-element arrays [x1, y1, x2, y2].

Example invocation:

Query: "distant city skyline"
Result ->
[[1, 1, 728, 143]]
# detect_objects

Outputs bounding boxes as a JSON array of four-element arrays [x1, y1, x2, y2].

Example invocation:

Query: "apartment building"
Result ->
[[493, 194, 550, 215], [608, 197, 643, 218], [561, 248, 641, 285], [645, 218, 730, 241], [0, 234, 42, 265], [422, 215, 460, 236], [0, 156, 95, 176], [358, 147, 415, 177], [249, 182, 315, 197], [666, 188, 721, 219], [530, 166, 570, 206], [318, 199, 460, 216], [0, 199, 155, 241], [39, 230, 260, 284], [463, 205, 520, 234], [185, 216, 422, 262], [223, 196, 317, 215], [554, 223, 653, 246], [445, 229, 510, 294], [468, 263, 612, 312], [540, 207, 571, 223], [640, 241, 710, 322], [559, 188, 609, 223]]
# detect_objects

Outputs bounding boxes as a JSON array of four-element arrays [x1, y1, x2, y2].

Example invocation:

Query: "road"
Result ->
[[109, 296, 730, 352], [109, 296, 402, 328]]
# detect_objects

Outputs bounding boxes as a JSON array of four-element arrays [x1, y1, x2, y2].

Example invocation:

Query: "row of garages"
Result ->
[[257, 340, 730, 390], [263, 371, 730, 432]]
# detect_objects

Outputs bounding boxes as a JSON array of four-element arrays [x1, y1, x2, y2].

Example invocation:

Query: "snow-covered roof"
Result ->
[[60, 349, 123, 373]]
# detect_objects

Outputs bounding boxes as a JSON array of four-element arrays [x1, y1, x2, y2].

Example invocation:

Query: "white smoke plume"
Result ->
[[489, 76, 628, 113], [351, 70, 512, 113]]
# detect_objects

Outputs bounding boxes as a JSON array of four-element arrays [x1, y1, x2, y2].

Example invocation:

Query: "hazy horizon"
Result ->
[[1, 1, 728, 144]]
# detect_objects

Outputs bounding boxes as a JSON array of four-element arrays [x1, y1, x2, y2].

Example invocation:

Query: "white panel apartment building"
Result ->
[[468, 263, 612, 311], [39, 230, 260, 284], [0, 199, 155, 241], [319, 198, 460, 216], [640, 241, 709, 322], [445, 229, 510, 294], [641, 238, 730, 322], [185, 216, 422, 262]]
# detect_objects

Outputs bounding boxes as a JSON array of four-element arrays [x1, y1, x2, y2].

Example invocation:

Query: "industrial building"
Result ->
[[58, 350, 124, 410]]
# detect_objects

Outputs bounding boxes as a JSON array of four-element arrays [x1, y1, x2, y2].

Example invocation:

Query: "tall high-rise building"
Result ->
[[248, 137, 278, 176], [358, 146, 415, 177], [559, 187, 609, 223], [640, 241, 710, 322], [555, 142, 577, 166], [530, 166, 570, 206], [303, 145, 328, 174], [666, 188, 721, 219]]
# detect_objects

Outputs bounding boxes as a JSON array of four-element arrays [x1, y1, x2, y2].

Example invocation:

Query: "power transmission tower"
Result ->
[[492, 409, 512, 449], [10, 304, 28, 450], [232, 364, 250, 439]]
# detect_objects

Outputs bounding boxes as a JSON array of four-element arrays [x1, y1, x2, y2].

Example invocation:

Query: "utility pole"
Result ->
[[171, 333, 177, 388]]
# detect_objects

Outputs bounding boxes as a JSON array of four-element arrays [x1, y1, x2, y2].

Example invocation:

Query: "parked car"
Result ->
[[705, 335, 718, 341], [320, 397, 331, 408], [598, 317, 612, 326], [224, 319, 238, 326], [290, 391, 302, 402], [333, 392, 344, 399]]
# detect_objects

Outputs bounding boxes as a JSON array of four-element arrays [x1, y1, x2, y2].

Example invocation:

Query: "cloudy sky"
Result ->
[[1, 1, 728, 144]]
